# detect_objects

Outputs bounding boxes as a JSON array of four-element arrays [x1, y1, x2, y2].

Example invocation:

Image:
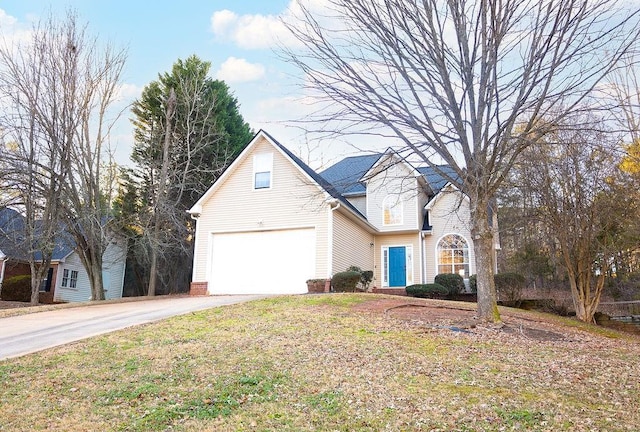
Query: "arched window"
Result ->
[[382, 195, 402, 225], [437, 234, 470, 278]]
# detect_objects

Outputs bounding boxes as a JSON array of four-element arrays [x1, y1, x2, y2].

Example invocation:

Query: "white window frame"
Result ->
[[381, 245, 413, 287], [253, 153, 273, 190], [62, 269, 79, 289], [382, 195, 403, 226], [70, 270, 78, 288], [61, 269, 70, 288], [435, 233, 470, 278]]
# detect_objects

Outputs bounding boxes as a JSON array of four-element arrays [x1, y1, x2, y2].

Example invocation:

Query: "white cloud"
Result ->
[[211, 10, 238, 38], [0, 9, 17, 27], [216, 57, 266, 83], [0, 9, 33, 46], [210, 0, 334, 49], [116, 82, 143, 101]]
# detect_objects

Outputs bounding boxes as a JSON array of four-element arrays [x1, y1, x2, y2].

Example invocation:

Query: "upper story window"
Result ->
[[253, 153, 273, 190], [382, 195, 403, 225]]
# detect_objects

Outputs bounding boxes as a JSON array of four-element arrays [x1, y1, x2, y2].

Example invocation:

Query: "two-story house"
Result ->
[[189, 130, 492, 295]]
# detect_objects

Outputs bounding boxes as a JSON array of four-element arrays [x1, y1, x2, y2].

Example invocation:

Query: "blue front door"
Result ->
[[389, 246, 406, 287]]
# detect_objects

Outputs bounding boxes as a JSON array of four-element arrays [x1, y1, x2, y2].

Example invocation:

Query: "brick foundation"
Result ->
[[189, 281, 208, 296], [307, 279, 331, 293]]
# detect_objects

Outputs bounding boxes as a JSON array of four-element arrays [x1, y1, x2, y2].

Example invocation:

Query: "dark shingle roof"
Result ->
[[0, 207, 75, 261], [258, 131, 460, 224], [0, 207, 28, 260], [318, 153, 382, 196], [417, 165, 459, 194]]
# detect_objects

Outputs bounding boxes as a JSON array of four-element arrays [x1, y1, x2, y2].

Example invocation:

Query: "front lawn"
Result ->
[[0, 294, 638, 431]]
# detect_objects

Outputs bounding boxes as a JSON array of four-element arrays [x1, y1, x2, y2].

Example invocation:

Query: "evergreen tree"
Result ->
[[125, 55, 252, 295]]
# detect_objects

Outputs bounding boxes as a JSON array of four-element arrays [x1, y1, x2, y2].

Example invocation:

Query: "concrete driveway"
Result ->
[[0, 295, 265, 360]]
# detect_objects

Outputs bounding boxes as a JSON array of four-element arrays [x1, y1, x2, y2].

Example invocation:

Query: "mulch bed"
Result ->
[[351, 297, 601, 341]]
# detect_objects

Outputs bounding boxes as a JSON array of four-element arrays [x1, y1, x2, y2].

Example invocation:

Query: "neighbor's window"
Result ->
[[437, 234, 470, 277], [253, 153, 273, 189], [61, 269, 70, 287], [70, 270, 78, 288], [62, 269, 79, 288], [382, 195, 402, 225]]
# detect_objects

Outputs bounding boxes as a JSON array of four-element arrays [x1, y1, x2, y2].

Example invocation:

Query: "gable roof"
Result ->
[[189, 130, 368, 220], [319, 151, 457, 197], [189, 130, 461, 231], [318, 153, 382, 196], [259, 130, 366, 218]]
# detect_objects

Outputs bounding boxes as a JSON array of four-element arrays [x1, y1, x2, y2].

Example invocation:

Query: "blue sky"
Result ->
[[0, 0, 352, 168]]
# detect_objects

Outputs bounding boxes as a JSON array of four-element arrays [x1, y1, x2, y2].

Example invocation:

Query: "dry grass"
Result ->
[[1, 294, 639, 431], [0, 295, 190, 319]]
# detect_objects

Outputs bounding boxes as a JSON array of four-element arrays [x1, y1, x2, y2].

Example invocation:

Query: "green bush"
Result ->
[[494, 272, 526, 303], [345, 266, 374, 291], [331, 271, 362, 292], [405, 283, 448, 298], [434, 273, 465, 296], [1, 274, 32, 302], [468, 274, 477, 293]]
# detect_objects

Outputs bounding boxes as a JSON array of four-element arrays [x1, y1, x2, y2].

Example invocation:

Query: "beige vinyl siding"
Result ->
[[192, 136, 330, 282], [423, 189, 474, 283], [331, 210, 375, 275], [366, 157, 420, 232], [345, 195, 366, 216], [373, 232, 421, 288]]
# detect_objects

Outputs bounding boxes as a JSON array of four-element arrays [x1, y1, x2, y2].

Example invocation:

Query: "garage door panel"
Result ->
[[209, 229, 315, 294]]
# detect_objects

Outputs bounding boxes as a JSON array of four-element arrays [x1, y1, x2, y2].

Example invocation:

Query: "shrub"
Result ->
[[406, 283, 448, 298], [331, 271, 362, 292], [359, 270, 374, 291], [494, 272, 526, 303], [434, 273, 465, 296], [345, 266, 374, 291], [468, 274, 477, 293], [1, 274, 32, 302]]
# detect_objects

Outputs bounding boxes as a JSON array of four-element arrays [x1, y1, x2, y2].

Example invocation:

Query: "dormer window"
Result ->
[[383, 195, 402, 225], [253, 153, 273, 190]]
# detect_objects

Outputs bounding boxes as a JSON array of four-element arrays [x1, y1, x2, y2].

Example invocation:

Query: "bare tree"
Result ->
[[513, 115, 625, 322], [128, 56, 251, 296], [0, 11, 126, 301], [0, 14, 75, 304], [611, 55, 640, 143], [283, 0, 640, 322]]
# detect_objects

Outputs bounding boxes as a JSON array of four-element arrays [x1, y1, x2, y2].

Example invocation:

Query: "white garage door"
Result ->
[[209, 228, 316, 294]]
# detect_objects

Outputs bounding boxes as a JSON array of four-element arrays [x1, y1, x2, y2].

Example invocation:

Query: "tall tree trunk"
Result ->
[[470, 196, 501, 323], [89, 260, 105, 301], [29, 266, 40, 305], [147, 242, 158, 296], [147, 88, 177, 297]]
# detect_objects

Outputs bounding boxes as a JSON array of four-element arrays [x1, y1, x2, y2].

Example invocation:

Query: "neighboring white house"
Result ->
[[0, 206, 126, 303], [48, 240, 127, 303], [0, 248, 6, 291], [188, 130, 498, 295]]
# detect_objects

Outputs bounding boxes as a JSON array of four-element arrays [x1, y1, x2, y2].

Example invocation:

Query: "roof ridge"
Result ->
[[261, 131, 368, 219]]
